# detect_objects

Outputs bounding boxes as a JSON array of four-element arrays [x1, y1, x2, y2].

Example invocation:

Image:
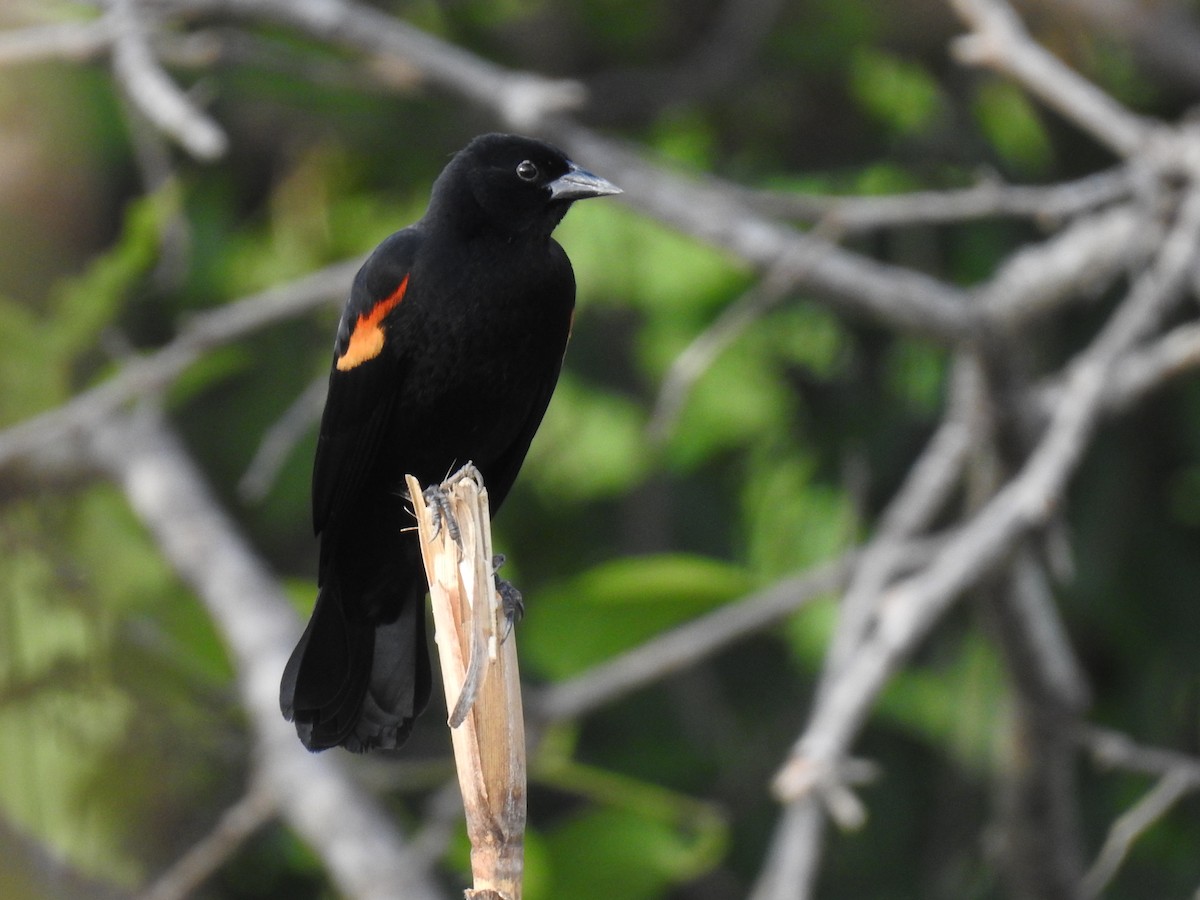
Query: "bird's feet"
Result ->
[[423, 484, 461, 543], [492, 554, 524, 640]]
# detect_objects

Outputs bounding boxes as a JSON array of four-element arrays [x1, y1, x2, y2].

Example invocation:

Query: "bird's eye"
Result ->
[[516, 160, 540, 182]]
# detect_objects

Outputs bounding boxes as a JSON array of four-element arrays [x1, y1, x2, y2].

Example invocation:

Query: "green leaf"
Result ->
[[649, 107, 718, 170], [885, 337, 946, 414], [877, 632, 1007, 773], [522, 555, 753, 679], [0, 187, 173, 425], [0, 495, 149, 886], [780, 595, 840, 666], [540, 803, 724, 900], [849, 49, 944, 136], [51, 184, 179, 357], [974, 80, 1054, 174], [524, 372, 650, 501], [655, 317, 794, 471], [555, 202, 748, 320], [742, 448, 857, 579], [0, 298, 62, 423]]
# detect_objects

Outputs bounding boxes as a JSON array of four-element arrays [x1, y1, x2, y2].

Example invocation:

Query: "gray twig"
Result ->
[[110, 0, 228, 159]]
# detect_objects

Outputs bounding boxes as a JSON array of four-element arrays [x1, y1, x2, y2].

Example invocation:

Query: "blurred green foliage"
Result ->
[[1, 1, 1199, 898]]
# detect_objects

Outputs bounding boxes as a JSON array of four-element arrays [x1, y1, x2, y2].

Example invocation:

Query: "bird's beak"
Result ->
[[548, 163, 622, 200]]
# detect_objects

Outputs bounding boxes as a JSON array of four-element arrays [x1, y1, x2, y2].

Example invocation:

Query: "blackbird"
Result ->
[[280, 133, 621, 751]]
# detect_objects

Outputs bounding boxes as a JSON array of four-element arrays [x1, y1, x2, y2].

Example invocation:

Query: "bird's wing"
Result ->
[[481, 248, 575, 509], [481, 363, 565, 511], [312, 228, 423, 538]]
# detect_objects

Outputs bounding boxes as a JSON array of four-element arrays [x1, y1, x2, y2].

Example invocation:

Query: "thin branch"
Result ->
[[1082, 770, 1200, 898], [141, 0, 982, 343], [948, 0, 1157, 157], [774, 186, 1200, 802], [552, 125, 982, 343], [994, 547, 1090, 711], [110, 0, 228, 160], [1079, 725, 1200, 782], [744, 168, 1135, 234], [645, 260, 799, 446], [984, 553, 1089, 899], [0, 16, 116, 65], [978, 203, 1156, 330], [751, 359, 979, 898], [239, 373, 327, 502], [533, 539, 943, 724], [1025, 319, 1200, 434], [0, 259, 356, 473], [747, 802, 826, 900], [85, 407, 445, 900], [138, 778, 277, 900], [533, 555, 852, 724], [1082, 319, 1200, 415], [823, 355, 980, 678], [154, 0, 585, 131]]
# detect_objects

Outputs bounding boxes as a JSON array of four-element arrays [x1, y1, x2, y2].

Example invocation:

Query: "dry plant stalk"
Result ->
[[406, 466, 527, 900]]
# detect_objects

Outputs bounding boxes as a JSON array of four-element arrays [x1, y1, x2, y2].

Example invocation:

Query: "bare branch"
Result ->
[[138, 779, 276, 900], [978, 204, 1157, 330], [1082, 770, 1200, 898], [823, 356, 980, 677], [0, 16, 116, 65], [110, 0, 228, 160], [134, 0, 983, 342], [744, 168, 1135, 234], [154, 0, 584, 130], [0, 259, 355, 473], [1079, 725, 1200, 782], [533, 554, 852, 723], [533, 539, 944, 724], [1084, 320, 1200, 415], [948, 0, 1157, 157], [552, 125, 981, 342], [645, 260, 798, 446], [774, 186, 1200, 802], [747, 802, 825, 900], [239, 373, 327, 502], [85, 407, 445, 900]]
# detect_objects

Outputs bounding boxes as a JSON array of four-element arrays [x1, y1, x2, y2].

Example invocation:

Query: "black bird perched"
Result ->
[[280, 133, 621, 752]]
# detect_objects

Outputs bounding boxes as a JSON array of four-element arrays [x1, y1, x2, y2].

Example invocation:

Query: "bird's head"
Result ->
[[433, 133, 621, 237]]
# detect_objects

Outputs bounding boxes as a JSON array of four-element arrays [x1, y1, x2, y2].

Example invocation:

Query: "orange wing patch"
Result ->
[[335, 275, 409, 372]]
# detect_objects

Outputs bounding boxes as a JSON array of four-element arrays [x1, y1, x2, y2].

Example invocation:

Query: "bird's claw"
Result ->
[[492, 554, 524, 641], [423, 484, 461, 543]]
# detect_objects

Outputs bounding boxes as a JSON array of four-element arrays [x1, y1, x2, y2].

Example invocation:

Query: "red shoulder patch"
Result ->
[[335, 275, 409, 372]]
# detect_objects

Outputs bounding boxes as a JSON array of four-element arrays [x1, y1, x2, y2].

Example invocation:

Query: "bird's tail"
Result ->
[[280, 578, 431, 752]]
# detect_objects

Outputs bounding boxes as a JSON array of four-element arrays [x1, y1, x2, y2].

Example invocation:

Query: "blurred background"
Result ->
[[1, 0, 1199, 898]]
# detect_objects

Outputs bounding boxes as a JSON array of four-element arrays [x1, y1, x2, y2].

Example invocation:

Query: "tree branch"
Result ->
[[1082, 769, 1200, 898], [110, 0, 228, 160], [0, 259, 354, 472], [774, 185, 1200, 804], [83, 407, 445, 900], [743, 168, 1135, 234], [0, 16, 117, 65], [949, 0, 1157, 157], [137, 778, 277, 900]]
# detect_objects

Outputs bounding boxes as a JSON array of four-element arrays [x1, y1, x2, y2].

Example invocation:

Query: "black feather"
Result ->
[[280, 133, 619, 752]]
